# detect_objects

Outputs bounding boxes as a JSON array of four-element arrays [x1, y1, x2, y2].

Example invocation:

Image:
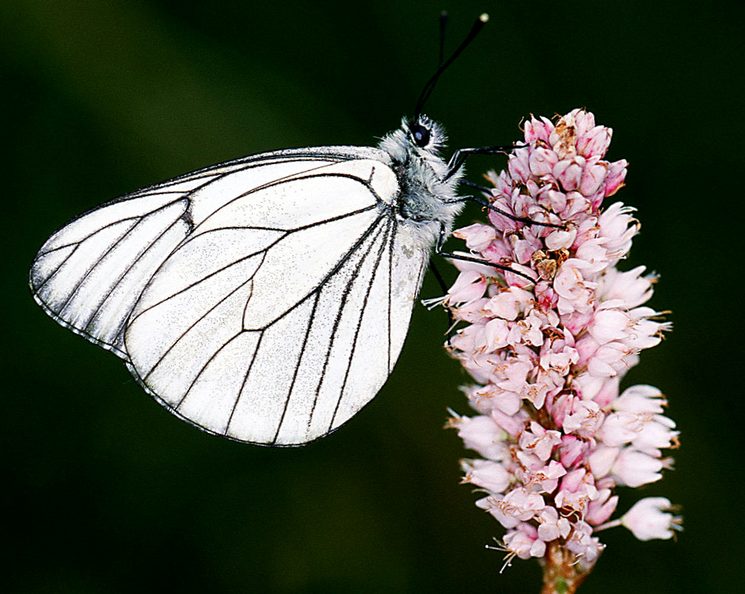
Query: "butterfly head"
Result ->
[[406, 114, 446, 153], [378, 114, 463, 247], [378, 115, 450, 178]]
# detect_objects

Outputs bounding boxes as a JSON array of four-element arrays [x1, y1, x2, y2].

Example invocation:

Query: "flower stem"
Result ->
[[540, 542, 593, 594]]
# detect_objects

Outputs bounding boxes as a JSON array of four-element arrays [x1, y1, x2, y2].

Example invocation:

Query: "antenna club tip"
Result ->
[[479, 13, 490, 23]]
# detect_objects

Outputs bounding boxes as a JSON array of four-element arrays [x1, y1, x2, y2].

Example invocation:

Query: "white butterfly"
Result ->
[[29, 14, 520, 446]]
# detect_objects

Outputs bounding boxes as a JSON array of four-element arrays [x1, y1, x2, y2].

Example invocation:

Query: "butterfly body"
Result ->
[[30, 116, 464, 445]]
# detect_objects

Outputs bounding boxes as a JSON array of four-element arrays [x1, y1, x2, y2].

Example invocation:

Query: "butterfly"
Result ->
[[29, 14, 523, 446]]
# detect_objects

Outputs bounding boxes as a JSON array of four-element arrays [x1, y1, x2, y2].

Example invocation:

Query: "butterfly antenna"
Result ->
[[414, 12, 489, 119]]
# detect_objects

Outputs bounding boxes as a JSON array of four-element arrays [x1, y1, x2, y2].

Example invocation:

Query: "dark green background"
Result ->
[[2, 1, 742, 592]]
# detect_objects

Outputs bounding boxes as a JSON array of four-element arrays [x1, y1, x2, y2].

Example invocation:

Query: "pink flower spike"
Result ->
[[443, 109, 679, 582]]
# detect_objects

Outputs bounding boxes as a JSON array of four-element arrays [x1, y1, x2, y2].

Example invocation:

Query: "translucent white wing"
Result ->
[[30, 148, 429, 445], [29, 147, 381, 355]]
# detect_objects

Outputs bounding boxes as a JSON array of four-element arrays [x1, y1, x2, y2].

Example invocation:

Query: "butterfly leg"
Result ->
[[445, 192, 566, 230], [445, 144, 525, 180], [434, 222, 536, 284], [456, 184, 566, 230], [428, 259, 450, 295]]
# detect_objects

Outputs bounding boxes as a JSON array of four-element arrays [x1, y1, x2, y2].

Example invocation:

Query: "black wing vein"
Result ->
[[328, 218, 393, 431], [173, 330, 244, 411], [225, 331, 265, 433], [34, 197, 188, 260], [127, 241, 278, 329], [83, 216, 185, 334], [143, 261, 263, 383], [224, 215, 389, 437], [251, 211, 387, 331], [307, 220, 389, 429], [197, 171, 385, 233], [57, 218, 142, 316], [270, 291, 321, 444]]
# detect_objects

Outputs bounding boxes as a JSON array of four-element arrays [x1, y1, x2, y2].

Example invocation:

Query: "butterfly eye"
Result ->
[[410, 123, 431, 147]]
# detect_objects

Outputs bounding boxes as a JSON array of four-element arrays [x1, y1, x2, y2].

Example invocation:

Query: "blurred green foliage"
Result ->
[[2, 0, 743, 592]]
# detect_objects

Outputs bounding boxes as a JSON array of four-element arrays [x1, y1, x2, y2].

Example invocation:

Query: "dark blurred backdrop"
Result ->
[[2, 1, 743, 592]]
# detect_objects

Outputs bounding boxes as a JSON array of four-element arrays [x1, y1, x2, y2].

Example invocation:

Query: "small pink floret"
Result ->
[[621, 497, 681, 541]]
